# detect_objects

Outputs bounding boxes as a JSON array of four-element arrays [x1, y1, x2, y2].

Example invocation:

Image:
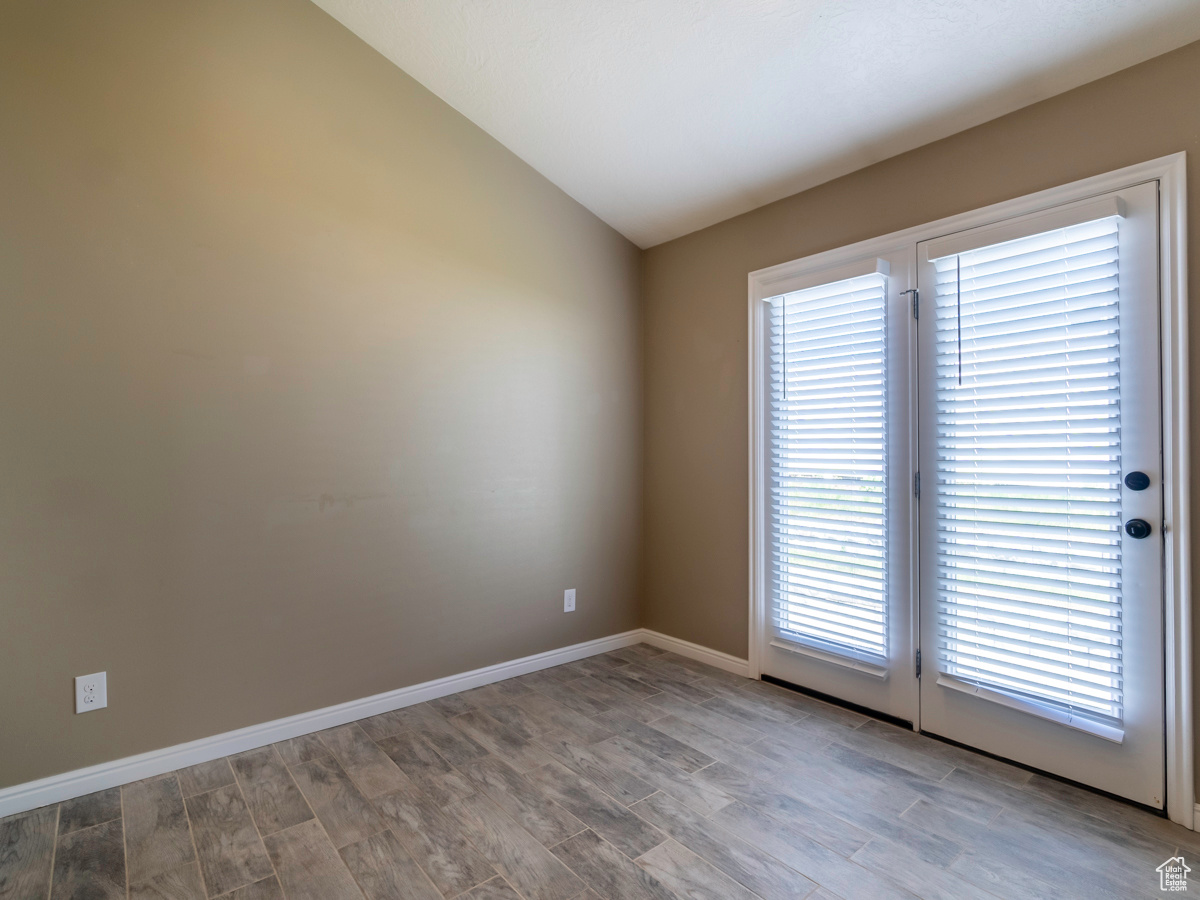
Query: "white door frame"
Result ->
[[747, 153, 1191, 827]]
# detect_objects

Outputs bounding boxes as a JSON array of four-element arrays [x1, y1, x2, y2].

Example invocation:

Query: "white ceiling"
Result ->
[[312, 0, 1200, 247]]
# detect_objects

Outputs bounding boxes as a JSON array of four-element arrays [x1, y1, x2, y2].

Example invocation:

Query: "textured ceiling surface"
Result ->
[[311, 0, 1200, 247]]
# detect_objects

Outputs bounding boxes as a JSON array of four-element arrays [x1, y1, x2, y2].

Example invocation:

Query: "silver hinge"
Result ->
[[914, 471, 921, 499], [902, 288, 919, 319], [916, 649, 922, 678]]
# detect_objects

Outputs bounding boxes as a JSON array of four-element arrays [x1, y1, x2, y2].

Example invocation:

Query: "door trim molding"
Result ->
[[747, 153, 1191, 826], [1158, 152, 1191, 829]]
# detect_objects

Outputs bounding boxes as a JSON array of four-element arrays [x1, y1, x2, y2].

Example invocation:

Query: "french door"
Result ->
[[757, 249, 919, 723], [916, 181, 1164, 807], [755, 177, 1166, 808]]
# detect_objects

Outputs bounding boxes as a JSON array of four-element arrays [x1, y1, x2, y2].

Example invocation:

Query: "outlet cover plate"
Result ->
[[75, 672, 107, 714], [564, 588, 576, 612]]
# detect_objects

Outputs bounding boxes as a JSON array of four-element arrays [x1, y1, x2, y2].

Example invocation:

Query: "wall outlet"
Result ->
[[563, 588, 576, 613], [75, 672, 107, 714]]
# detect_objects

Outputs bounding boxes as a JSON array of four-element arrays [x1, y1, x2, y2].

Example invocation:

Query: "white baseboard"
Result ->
[[0, 627, 748, 819], [0, 629, 646, 819], [640, 629, 751, 677]]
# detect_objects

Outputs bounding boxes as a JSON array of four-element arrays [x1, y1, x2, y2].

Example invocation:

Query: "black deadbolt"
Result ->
[[1125, 518, 1152, 539], [1124, 471, 1151, 491]]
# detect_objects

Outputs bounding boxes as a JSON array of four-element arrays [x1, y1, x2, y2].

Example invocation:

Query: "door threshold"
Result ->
[[760, 674, 912, 730]]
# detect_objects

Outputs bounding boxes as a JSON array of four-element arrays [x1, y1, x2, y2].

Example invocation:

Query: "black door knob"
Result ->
[[1125, 518, 1152, 539], [1125, 471, 1151, 491]]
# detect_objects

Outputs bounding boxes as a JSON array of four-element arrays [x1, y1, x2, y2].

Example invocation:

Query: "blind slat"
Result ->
[[932, 217, 1124, 728], [768, 273, 889, 661]]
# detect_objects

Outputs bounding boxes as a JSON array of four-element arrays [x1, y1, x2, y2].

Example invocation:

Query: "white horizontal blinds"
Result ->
[[932, 215, 1124, 727], [768, 273, 888, 662]]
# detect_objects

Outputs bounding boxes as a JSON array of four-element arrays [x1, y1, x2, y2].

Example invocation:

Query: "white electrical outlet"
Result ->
[[75, 672, 107, 714], [563, 588, 576, 613]]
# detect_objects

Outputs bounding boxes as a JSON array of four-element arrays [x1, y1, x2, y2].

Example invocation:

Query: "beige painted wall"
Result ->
[[0, 0, 641, 789], [643, 41, 1200, 667]]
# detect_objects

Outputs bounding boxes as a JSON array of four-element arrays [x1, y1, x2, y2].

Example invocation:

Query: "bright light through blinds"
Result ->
[[932, 216, 1124, 728], [768, 273, 888, 662]]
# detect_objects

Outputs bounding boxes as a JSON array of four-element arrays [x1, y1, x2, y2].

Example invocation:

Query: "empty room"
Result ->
[[3, 1, 1200, 898]]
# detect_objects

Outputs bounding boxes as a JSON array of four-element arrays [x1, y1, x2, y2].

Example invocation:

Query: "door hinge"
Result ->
[[902, 288, 919, 319], [914, 471, 921, 499], [916, 649, 922, 679]]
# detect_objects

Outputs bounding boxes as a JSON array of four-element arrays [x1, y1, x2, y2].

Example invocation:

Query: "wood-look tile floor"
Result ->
[[1, 643, 1194, 900]]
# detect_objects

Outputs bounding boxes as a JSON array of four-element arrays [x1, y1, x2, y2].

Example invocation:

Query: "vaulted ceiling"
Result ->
[[312, 0, 1200, 247]]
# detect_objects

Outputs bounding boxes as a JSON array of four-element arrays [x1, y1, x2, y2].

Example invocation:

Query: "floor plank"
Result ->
[[275, 733, 331, 768], [958, 808, 1148, 899], [616, 652, 703, 684], [449, 710, 555, 773], [339, 829, 442, 900], [821, 741, 1003, 824], [582, 667, 663, 702], [389, 704, 490, 767], [711, 801, 920, 900], [569, 676, 649, 711], [372, 780, 495, 897], [290, 755, 388, 849], [375, 730, 476, 807], [820, 722, 955, 783], [635, 839, 762, 900], [522, 676, 612, 717], [898, 798, 996, 847], [57, 789, 121, 836], [122, 775, 195, 884], [694, 762, 871, 857], [356, 710, 411, 742], [457, 757, 587, 848], [593, 736, 733, 817], [948, 844, 1070, 900], [176, 759, 236, 798], [618, 663, 716, 704], [230, 745, 314, 835], [262, 819, 364, 900], [743, 738, 962, 866], [549, 829, 675, 900], [510, 691, 615, 744], [523, 761, 665, 859], [535, 731, 656, 806], [220, 876, 285, 900], [851, 838, 1001, 900], [183, 783, 274, 896], [448, 792, 584, 900], [457, 876, 525, 900], [480, 701, 553, 741], [630, 791, 817, 900], [857, 719, 1032, 787], [50, 818, 125, 900], [0, 805, 57, 900], [642, 694, 767, 747], [457, 683, 524, 710], [593, 712, 714, 773], [128, 860, 205, 900], [318, 723, 412, 798], [639, 711, 763, 765], [428, 693, 475, 719]]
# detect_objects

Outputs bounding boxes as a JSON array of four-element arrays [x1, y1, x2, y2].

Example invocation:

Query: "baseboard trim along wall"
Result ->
[[640, 629, 752, 677], [0, 628, 751, 819]]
